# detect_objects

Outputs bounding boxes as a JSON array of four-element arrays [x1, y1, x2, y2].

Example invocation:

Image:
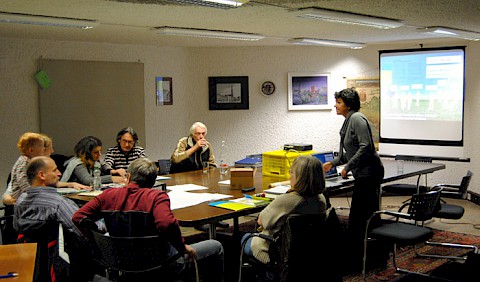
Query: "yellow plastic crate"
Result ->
[[262, 150, 316, 178]]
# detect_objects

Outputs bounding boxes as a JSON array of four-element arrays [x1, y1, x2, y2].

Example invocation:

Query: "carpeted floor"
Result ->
[[183, 215, 480, 282]]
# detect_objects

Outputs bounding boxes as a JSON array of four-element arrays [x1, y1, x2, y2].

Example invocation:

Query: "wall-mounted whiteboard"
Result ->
[[38, 59, 145, 156]]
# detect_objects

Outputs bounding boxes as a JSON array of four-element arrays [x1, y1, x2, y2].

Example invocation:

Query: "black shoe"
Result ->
[[194, 224, 209, 232], [194, 221, 229, 232], [217, 221, 230, 228]]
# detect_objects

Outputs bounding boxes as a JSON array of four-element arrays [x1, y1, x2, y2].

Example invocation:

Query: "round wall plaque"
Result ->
[[261, 81, 276, 96]]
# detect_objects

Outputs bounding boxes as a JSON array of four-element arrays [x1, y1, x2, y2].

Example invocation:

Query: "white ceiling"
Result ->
[[1, 0, 479, 48]]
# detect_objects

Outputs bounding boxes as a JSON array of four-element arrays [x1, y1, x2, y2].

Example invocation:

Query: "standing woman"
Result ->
[[323, 88, 385, 270], [61, 136, 124, 186]]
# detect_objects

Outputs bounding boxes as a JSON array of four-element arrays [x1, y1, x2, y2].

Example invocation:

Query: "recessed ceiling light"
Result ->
[[417, 26, 480, 41], [288, 38, 365, 49], [155, 26, 264, 41], [292, 8, 403, 30], [0, 12, 98, 29], [164, 0, 248, 9]]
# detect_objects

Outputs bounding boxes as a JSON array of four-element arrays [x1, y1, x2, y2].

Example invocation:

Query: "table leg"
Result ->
[[208, 222, 217, 239]]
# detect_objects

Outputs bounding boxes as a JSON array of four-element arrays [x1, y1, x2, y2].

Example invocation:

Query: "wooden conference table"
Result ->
[[68, 159, 445, 239], [0, 243, 37, 282]]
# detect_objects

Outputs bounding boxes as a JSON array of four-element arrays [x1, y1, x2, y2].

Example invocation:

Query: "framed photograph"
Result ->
[[347, 78, 380, 149], [209, 76, 249, 110], [156, 77, 173, 106], [288, 73, 331, 110]]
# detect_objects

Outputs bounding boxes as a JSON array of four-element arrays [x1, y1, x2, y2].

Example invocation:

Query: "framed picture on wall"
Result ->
[[209, 76, 249, 110], [288, 73, 331, 110], [347, 78, 380, 149], [156, 76, 173, 106]]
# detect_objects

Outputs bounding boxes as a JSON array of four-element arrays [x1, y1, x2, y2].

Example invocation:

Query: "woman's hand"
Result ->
[[70, 182, 91, 191], [341, 169, 348, 179], [184, 244, 197, 259], [323, 162, 333, 173]]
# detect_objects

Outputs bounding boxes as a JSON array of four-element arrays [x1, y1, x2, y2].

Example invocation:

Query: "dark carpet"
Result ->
[[183, 216, 480, 282]]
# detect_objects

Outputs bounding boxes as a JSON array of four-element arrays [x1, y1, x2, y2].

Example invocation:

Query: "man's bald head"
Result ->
[[27, 156, 61, 188]]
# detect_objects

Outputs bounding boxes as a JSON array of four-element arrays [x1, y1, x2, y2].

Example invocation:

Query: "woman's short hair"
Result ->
[[40, 134, 52, 149], [189, 122, 207, 137], [116, 127, 139, 144], [17, 132, 44, 155], [127, 158, 157, 188], [74, 136, 102, 164], [291, 155, 326, 197], [334, 88, 361, 111]]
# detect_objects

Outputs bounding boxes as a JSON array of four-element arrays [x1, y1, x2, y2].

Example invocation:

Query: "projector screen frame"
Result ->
[[378, 46, 466, 153]]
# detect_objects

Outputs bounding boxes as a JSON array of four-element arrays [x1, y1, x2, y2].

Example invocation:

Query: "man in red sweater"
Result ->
[[72, 157, 224, 281]]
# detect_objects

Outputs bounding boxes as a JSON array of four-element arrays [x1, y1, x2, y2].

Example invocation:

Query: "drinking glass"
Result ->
[[202, 161, 209, 174]]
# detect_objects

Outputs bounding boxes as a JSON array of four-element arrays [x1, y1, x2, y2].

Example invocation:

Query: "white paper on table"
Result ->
[[156, 175, 172, 180], [218, 180, 230, 185], [168, 190, 231, 210], [78, 190, 103, 196], [263, 185, 290, 195], [167, 184, 209, 192]]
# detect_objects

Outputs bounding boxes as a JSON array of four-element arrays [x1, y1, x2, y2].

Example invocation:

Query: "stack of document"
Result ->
[[57, 188, 85, 195], [209, 196, 271, 211]]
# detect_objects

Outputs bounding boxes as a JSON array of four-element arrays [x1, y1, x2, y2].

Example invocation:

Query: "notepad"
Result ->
[[263, 185, 291, 195], [209, 197, 270, 211], [57, 188, 85, 195], [78, 190, 103, 196], [209, 201, 255, 211]]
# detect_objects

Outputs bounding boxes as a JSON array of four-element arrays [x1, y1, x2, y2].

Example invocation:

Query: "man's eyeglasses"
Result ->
[[120, 139, 135, 145]]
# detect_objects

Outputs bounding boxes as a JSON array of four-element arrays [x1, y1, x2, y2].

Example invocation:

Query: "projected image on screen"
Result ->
[[380, 47, 464, 147]]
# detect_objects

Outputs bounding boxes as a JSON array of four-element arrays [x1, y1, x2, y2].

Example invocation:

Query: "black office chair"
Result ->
[[86, 211, 196, 282], [50, 154, 72, 174], [157, 159, 172, 175], [17, 221, 72, 282], [363, 190, 441, 280], [382, 155, 432, 197], [239, 207, 343, 282], [418, 171, 478, 260], [0, 204, 15, 245]]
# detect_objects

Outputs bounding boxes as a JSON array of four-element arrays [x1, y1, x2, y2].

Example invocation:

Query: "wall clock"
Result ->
[[261, 81, 275, 96]]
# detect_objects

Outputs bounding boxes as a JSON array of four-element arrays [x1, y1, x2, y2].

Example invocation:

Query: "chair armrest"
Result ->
[[430, 184, 461, 191], [379, 210, 412, 220], [244, 232, 275, 243]]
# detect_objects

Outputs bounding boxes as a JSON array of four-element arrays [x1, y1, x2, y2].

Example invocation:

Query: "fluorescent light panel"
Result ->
[[294, 8, 403, 29], [0, 13, 98, 29], [288, 38, 365, 49], [164, 0, 247, 9], [155, 27, 264, 41], [417, 26, 480, 41]]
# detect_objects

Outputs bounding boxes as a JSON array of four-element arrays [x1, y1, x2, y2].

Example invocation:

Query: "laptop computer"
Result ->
[[312, 151, 352, 184], [312, 151, 338, 178]]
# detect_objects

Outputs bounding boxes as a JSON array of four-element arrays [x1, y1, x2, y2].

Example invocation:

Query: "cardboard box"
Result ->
[[230, 168, 254, 190]]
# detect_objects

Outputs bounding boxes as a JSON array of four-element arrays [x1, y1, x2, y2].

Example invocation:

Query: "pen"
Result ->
[[243, 194, 252, 199], [0, 273, 18, 279]]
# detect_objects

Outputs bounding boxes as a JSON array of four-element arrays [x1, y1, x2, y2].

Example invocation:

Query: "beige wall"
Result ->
[[1, 37, 479, 194]]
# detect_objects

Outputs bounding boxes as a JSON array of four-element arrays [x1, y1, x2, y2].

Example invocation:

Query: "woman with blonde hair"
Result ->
[[2, 132, 45, 205], [241, 155, 327, 264]]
